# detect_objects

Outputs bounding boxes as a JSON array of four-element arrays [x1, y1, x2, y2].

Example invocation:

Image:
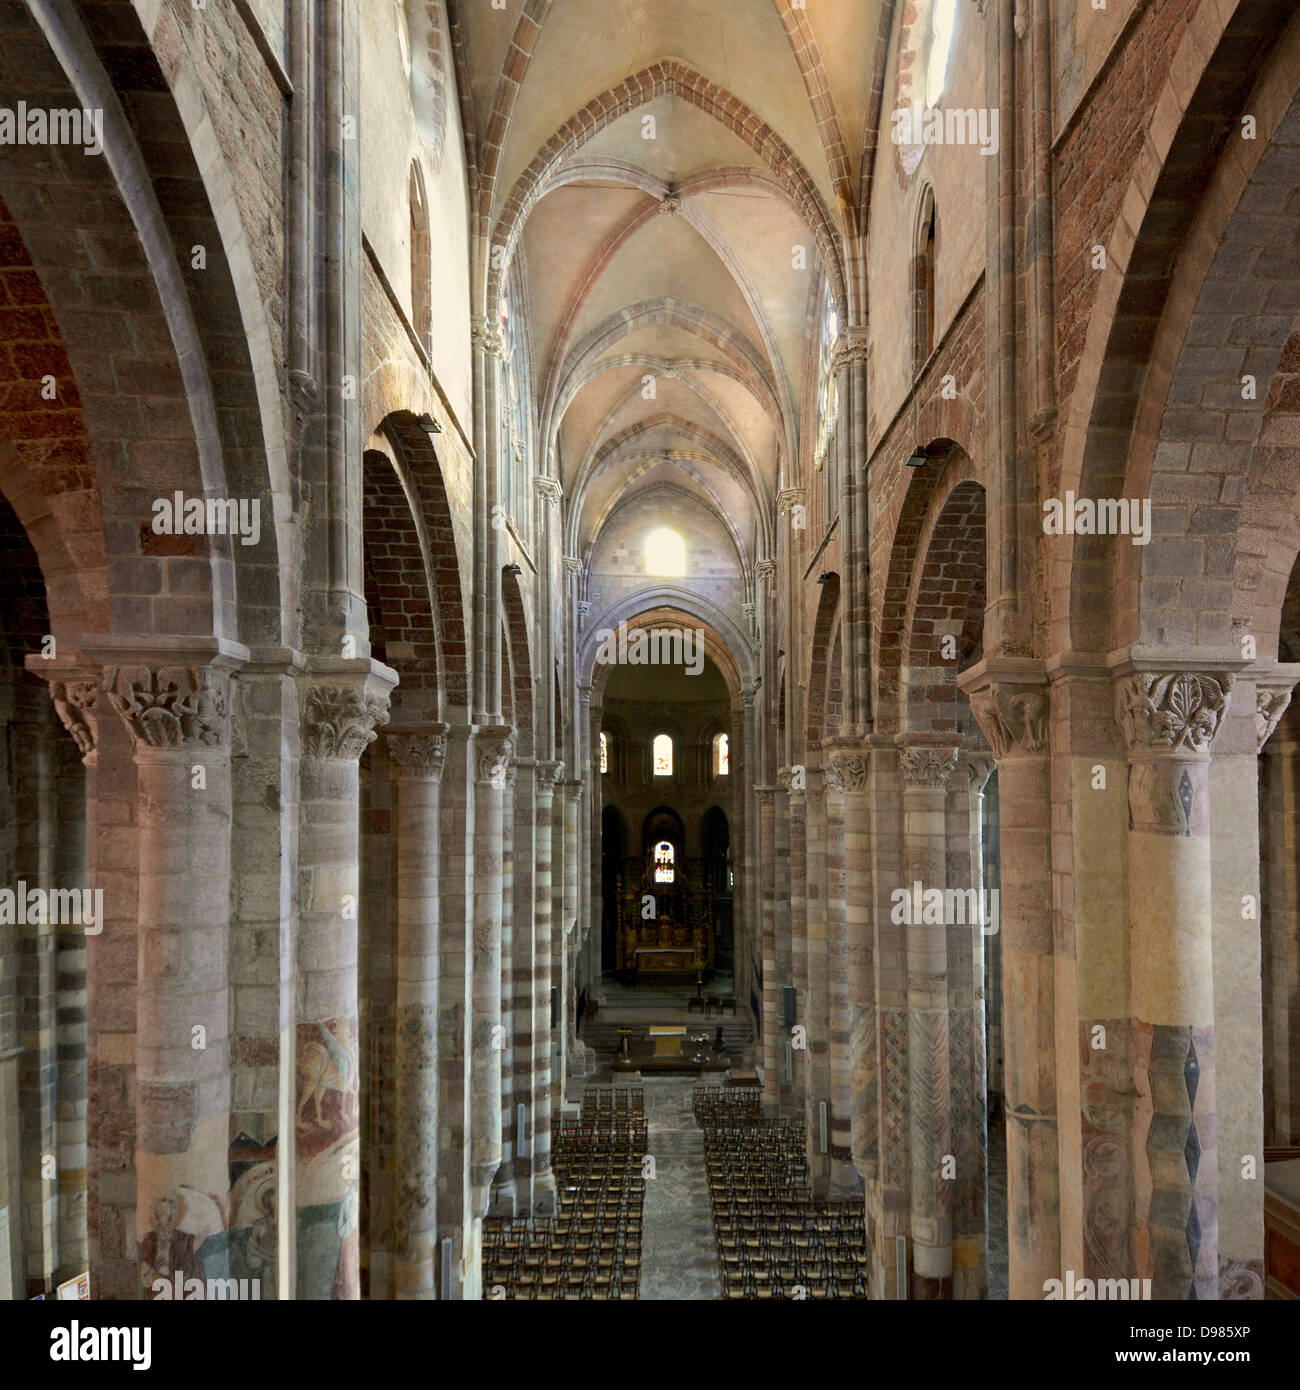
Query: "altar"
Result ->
[[633, 947, 696, 981]]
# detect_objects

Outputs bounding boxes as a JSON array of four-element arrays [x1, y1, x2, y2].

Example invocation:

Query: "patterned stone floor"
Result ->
[[638, 1078, 721, 1300]]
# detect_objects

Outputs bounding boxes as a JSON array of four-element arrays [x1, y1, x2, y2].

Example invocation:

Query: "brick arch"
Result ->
[[362, 449, 439, 724], [0, 1, 308, 652], [770, 0, 853, 245], [1054, 0, 1299, 655], [1248, 327, 1300, 659], [901, 474, 986, 737], [501, 567, 534, 758], [804, 572, 841, 747], [487, 59, 846, 319], [874, 439, 982, 731], [0, 202, 104, 646], [0, 489, 52, 682], [382, 412, 472, 714]]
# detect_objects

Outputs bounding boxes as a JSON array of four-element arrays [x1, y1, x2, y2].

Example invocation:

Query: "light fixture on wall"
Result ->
[[417, 412, 442, 434], [907, 445, 929, 468], [503, 562, 522, 576], [816, 571, 831, 585]]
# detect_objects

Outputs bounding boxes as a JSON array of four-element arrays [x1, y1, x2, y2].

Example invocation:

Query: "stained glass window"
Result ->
[[653, 840, 675, 884], [599, 731, 608, 774], [653, 733, 672, 777], [714, 732, 729, 776]]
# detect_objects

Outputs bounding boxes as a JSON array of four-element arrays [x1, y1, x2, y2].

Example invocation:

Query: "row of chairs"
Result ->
[[695, 1092, 869, 1301], [693, 1085, 763, 1127], [482, 1086, 647, 1300]]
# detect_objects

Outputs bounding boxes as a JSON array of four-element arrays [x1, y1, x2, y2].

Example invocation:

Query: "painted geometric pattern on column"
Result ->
[[880, 1006, 909, 1188], [1137, 1021, 1217, 1300], [1079, 1017, 1134, 1282]]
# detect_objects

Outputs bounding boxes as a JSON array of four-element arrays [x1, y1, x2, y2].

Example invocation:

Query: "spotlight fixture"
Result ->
[[503, 562, 522, 576], [417, 412, 442, 434], [907, 445, 929, 468], [816, 571, 831, 585]]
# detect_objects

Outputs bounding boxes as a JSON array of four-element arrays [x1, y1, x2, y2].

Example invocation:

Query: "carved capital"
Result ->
[[475, 729, 515, 786], [302, 684, 390, 761], [968, 683, 1049, 759], [829, 749, 868, 792], [1115, 670, 1233, 757], [563, 556, 582, 576], [822, 761, 842, 793], [533, 476, 562, 505], [1256, 683, 1294, 754], [564, 779, 583, 805], [755, 786, 776, 807], [966, 752, 996, 793], [829, 332, 869, 375], [388, 728, 447, 780], [49, 679, 102, 760], [576, 601, 590, 630], [471, 318, 503, 356], [777, 488, 805, 514], [105, 665, 231, 750], [898, 744, 959, 788], [755, 560, 776, 581]]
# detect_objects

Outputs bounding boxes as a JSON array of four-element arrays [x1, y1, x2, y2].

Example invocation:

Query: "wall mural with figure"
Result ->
[[296, 1019, 361, 1299]]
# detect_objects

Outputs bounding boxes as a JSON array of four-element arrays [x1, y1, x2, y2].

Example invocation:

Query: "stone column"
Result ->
[[822, 755, 857, 1197], [436, 722, 475, 1298], [898, 741, 960, 1300], [510, 759, 539, 1214], [532, 763, 563, 1213], [953, 751, 994, 1300], [804, 763, 831, 1195], [13, 685, 57, 1295], [490, 757, 519, 1219], [774, 769, 796, 1111], [1113, 665, 1237, 1299], [1211, 676, 1293, 1298], [788, 767, 809, 1107], [296, 671, 392, 1300], [964, 663, 1057, 1300], [756, 787, 779, 1107], [386, 727, 446, 1298], [561, 779, 584, 1082], [730, 706, 747, 1008], [1262, 698, 1300, 1146], [99, 659, 239, 1300], [831, 742, 875, 1191], [470, 728, 512, 1218]]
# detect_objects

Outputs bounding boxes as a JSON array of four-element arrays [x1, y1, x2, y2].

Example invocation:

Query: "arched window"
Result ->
[[814, 282, 840, 525], [914, 190, 937, 374], [408, 161, 432, 356], [653, 840, 675, 884], [599, 731, 609, 774], [652, 733, 673, 777], [498, 281, 530, 539], [926, 0, 958, 108], [713, 732, 730, 777], [645, 527, 685, 577]]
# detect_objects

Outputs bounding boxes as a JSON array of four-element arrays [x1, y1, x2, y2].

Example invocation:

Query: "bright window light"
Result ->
[[653, 840, 675, 884], [653, 734, 673, 777], [645, 527, 686, 577], [714, 732, 730, 776], [926, 0, 958, 108], [599, 731, 608, 774]]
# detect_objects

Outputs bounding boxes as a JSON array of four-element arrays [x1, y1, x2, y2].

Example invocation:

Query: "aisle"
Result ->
[[638, 1078, 720, 1300]]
